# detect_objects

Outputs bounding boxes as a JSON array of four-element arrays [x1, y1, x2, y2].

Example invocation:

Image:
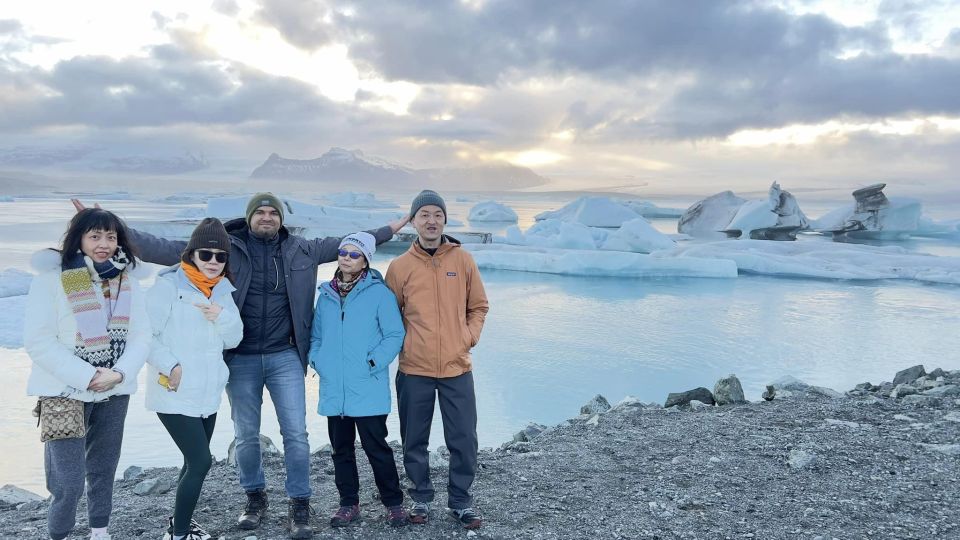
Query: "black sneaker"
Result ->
[[449, 507, 482, 530], [288, 497, 313, 539], [237, 489, 268, 530]]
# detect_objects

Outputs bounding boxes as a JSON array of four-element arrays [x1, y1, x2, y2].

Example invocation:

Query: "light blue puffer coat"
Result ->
[[308, 269, 404, 417]]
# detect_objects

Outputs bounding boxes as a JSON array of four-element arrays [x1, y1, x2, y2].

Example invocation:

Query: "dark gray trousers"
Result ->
[[44, 395, 129, 540], [396, 371, 478, 509]]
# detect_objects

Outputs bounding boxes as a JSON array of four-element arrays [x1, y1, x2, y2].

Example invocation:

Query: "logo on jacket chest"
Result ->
[[446, 272, 457, 277]]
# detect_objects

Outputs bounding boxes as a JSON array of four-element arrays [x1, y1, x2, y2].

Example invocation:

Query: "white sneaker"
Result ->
[[90, 531, 111, 540]]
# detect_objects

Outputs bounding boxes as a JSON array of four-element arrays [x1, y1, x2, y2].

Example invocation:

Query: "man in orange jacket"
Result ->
[[385, 190, 489, 530]]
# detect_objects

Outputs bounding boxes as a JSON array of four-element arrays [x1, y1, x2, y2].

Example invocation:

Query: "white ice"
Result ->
[[0, 269, 32, 298], [505, 218, 675, 253], [623, 200, 684, 218], [535, 196, 645, 227], [668, 239, 960, 285], [465, 244, 738, 279], [679, 183, 808, 239], [810, 197, 923, 237], [323, 192, 398, 208], [468, 201, 518, 222]]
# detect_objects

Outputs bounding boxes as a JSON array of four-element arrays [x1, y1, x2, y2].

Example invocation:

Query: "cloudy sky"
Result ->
[[2, 0, 959, 194]]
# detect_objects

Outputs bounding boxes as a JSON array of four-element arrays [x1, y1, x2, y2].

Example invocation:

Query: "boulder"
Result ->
[[893, 365, 926, 387], [928, 368, 947, 380], [0, 485, 44, 507], [713, 374, 747, 405], [227, 435, 280, 466], [665, 387, 715, 408], [761, 385, 776, 401], [900, 394, 942, 407], [580, 395, 612, 415], [807, 386, 843, 399], [133, 476, 176, 496], [311, 444, 332, 456], [771, 375, 810, 392], [513, 422, 547, 443], [921, 385, 960, 398], [122, 466, 143, 481]]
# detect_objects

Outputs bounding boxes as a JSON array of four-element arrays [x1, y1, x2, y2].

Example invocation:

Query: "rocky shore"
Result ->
[[2, 365, 958, 539]]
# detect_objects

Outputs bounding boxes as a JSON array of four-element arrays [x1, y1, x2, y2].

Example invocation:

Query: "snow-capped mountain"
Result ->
[[250, 148, 548, 190]]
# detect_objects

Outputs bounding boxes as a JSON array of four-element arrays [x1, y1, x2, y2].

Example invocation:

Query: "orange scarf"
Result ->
[[182, 262, 223, 298]]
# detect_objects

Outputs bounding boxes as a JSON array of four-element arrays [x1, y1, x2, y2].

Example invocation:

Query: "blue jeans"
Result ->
[[226, 348, 311, 499]]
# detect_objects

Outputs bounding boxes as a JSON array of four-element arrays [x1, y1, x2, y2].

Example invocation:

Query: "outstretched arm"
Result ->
[[307, 215, 409, 264], [71, 198, 187, 265]]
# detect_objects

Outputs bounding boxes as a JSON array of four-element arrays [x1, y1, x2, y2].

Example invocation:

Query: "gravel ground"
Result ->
[[2, 367, 958, 539]]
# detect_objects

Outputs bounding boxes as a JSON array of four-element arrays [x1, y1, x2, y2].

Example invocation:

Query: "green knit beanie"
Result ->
[[246, 192, 285, 226]]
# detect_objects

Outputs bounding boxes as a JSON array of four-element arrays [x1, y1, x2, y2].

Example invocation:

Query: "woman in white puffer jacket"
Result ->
[[144, 218, 242, 540]]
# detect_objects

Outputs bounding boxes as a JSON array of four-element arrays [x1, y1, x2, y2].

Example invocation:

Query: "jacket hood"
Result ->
[[31, 248, 151, 279]]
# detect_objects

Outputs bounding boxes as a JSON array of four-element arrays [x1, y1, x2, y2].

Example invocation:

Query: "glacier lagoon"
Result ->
[[1, 195, 959, 495]]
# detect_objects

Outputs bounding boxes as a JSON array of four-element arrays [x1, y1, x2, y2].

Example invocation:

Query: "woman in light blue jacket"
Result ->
[[145, 218, 243, 540], [308, 232, 406, 528]]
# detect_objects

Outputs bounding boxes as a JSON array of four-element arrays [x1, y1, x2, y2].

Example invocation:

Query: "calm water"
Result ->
[[2, 197, 959, 495]]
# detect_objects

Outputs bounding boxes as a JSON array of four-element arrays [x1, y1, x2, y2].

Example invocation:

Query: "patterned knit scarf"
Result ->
[[60, 249, 131, 368], [331, 269, 366, 298]]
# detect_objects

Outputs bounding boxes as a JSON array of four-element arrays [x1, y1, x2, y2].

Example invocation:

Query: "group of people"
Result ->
[[25, 189, 489, 540]]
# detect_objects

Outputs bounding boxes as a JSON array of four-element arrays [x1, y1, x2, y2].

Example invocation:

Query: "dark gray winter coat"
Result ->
[[129, 218, 393, 372]]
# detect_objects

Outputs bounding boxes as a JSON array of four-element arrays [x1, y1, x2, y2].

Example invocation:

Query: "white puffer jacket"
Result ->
[[24, 249, 151, 401], [144, 265, 243, 417]]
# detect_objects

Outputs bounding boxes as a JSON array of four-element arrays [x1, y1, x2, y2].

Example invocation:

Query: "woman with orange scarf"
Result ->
[[145, 218, 243, 540]]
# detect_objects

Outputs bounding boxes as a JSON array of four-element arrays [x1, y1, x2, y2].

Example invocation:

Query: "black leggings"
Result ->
[[157, 413, 216, 535]]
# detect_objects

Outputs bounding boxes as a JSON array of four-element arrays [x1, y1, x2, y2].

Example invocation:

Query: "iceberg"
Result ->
[[679, 183, 809, 240], [535, 196, 642, 228], [623, 200, 684, 218], [465, 244, 738, 279], [505, 218, 675, 253], [468, 201, 519, 222], [323, 192, 398, 208], [810, 184, 922, 240], [0, 269, 32, 298], [669, 239, 960, 285]]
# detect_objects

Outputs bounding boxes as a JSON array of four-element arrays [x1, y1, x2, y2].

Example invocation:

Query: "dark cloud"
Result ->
[[254, 0, 332, 50], [211, 0, 241, 17]]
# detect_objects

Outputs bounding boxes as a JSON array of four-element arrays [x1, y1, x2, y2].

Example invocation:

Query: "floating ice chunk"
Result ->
[[669, 239, 960, 285], [465, 244, 738, 279], [678, 191, 748, 239], [323, 192, 397, 208], [468, 201, 518, 222], [535, 196, 641, 227], [0, 269, 32, 298], [622, 200, 684, 218], [811, 184, 922, 240], [681, 183, 808, 240], [600, 218, 676, 253]]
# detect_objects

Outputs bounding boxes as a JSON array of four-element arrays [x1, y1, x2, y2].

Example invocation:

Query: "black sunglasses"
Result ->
[[338, 249, 364, 260], [197, 249, 228, 263]]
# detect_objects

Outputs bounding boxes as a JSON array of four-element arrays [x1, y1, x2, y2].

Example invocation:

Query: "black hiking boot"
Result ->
[[288, 497, 313, 539], [237, 488, 268, 530]]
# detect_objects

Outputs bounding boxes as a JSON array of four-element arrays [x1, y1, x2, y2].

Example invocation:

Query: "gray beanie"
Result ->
[[409, 189, 447, 223]]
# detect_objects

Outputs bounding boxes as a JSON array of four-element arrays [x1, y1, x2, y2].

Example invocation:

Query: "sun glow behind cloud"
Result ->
[[726, 117, 960, 147]]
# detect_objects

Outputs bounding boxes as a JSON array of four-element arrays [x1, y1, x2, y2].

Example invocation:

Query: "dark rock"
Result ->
[[762, 385, 776, 401], [122, 466, 143, 481], [513, 422, 548, 443], [132, 477, 176, 496], [893, 365, 926, 386], [928, 368, 947, 380], [580, 395, 612, 415], [0, 485, 44, 506], [890, 384, 919, 399], [921, 385, 960, 398], [665, 387, 715, 408], [714, 374, 747, 405]]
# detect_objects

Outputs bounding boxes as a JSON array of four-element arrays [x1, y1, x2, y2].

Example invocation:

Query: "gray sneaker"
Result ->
[[408, 501, 430, 524], [449, 507, 482, 529]]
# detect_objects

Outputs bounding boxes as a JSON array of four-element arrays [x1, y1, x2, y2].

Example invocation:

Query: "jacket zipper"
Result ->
[[433, 256, 441, 378]]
